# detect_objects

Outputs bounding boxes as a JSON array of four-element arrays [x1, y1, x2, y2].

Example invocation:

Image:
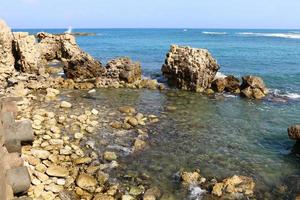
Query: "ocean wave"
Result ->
[[202, 31, 227, 35], [237, 32, 300, 39], [271, 89, 300, 99], [214, 72, 227, 79]]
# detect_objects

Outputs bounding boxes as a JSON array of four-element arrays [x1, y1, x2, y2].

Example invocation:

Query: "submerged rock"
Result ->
[[162, 45, 219, 92], [288, 125, 300, 140], [240, 76, 268, 99]]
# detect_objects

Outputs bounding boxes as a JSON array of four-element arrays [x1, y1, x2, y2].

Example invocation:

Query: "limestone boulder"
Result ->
[[13, 32, 42, 73], [162, 45, 219, 92], [240, 76, 268, 99], [105, 57, 142, 83]]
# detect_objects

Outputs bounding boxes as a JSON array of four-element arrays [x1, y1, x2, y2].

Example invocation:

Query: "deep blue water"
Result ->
[[17, 28, 300, 96]]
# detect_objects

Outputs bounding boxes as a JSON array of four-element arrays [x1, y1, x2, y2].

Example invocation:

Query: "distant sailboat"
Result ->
[[183, 29, 188, 32], [65, 26, 72, 34]]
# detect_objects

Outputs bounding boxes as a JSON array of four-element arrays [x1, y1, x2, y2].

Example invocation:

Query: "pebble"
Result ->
[[60, 101, 72, 108], [76, 173, 97, 189], [103, 151, 118, 161], [46, 165, 69, 177], [31, 149, 51, 159]]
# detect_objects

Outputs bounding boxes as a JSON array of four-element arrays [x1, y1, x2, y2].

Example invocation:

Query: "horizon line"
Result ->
[[12, 27, 300, 30]]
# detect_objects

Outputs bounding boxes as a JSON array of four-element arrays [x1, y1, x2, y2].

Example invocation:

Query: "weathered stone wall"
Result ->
[[162, 45, 220, 92]]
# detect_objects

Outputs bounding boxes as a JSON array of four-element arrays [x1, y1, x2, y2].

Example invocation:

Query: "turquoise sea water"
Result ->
[[18, 28, 300, 199]]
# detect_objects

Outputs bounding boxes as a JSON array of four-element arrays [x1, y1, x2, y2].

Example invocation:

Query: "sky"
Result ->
[[1, 0, 300, 29]]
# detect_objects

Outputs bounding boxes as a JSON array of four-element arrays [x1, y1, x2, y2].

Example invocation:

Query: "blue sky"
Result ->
[[1, 0, 300, 29]]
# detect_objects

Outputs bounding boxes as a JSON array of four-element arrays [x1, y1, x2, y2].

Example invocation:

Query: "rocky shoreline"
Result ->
[[0, 18, 275, 200]]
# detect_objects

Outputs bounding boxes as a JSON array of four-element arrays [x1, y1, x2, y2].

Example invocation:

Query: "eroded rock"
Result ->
[[162, 45, 219, 92]]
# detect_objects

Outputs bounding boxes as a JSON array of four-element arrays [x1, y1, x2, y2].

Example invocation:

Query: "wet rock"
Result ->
[[129, 185, 145, 196], [212, 175, 255, 197], [211, 78, 226, 93], [288, 125, 300, 140], [240, 76, 268, 99], [224, 75, 240, 93], [122, 194, 135, 200], [97, 171, 109, 185], [76, 173, 97, 189], [46, 88, 60, 98], [110, 121, 123, 129], [60, 101, 72, 108], [119, 106, 136, 114], [162, 45, 219, 92], [46, 165, 69, 177], [143, 187, 162, 200], [127, 117, 139, 127], [134, 139, 146, 151], [181, 171, 201, 185], [104, 151, 118, 161], [105, 57, 142, 83]]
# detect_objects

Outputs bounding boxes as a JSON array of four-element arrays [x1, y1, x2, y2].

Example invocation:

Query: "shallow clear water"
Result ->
[[60, 88, 300, 199]]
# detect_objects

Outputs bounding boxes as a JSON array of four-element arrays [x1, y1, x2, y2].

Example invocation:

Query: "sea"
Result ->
[[16, 28, 300, 199]]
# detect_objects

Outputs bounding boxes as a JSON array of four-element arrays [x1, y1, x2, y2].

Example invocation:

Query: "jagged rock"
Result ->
[[105, 57, 142, 83], [240, 76, 268, 99], [0, 19, 15, 76], [37, 32, 104, 80], [211, 75, 240, 93], [288, 125, 300, 140], [13, 32, 42, 73], [162, 45, 219, 92], [212, 175, 255, 198], [181, 171, 201, 185]]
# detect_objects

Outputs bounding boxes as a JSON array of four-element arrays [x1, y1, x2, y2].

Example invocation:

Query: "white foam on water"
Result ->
[[237, 32, 300, 39], [214, 72, 227, 79], [202, 31, 227, 35], [223, 93, 238, 98], [270, 89, 300, 99], [189, 185, 206, 200]]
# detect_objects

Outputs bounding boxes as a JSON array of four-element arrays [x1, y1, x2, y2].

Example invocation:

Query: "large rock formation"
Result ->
[[240, 76, 268, 99], [105, 57, 142, 83], [162, 45, 219, 92], [0, 20, 15, 81], [37, 32, 104, 80], [13, 32, 42, 74]]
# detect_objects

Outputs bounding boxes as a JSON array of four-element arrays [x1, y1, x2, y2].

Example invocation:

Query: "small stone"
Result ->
[[46, 165, 69, 177], [122, 195, 135, 200], [103, 151, 117, 161], [119, 106, 136, 114], [97, 171, 109, 185], [110, 121, 122, 129], [181, 171, 200, 185], [74, 132, 84, 139], [76, 173, 97, 189], [56, 179, 66, 186], [127, 117, 139, 127], [143, 187, 162, 200], [49, 139, 64, 145], [60, 101, 72, 108], [31, 149, 51, 159], [35, 163, 47, 173], [129, 186, 145, 196], [74, 157, 92, 165], [165, 106, 177, 111], [91, 109, 99, 115], [45, 183, 64, 193], [134, 139, 146, 151]]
